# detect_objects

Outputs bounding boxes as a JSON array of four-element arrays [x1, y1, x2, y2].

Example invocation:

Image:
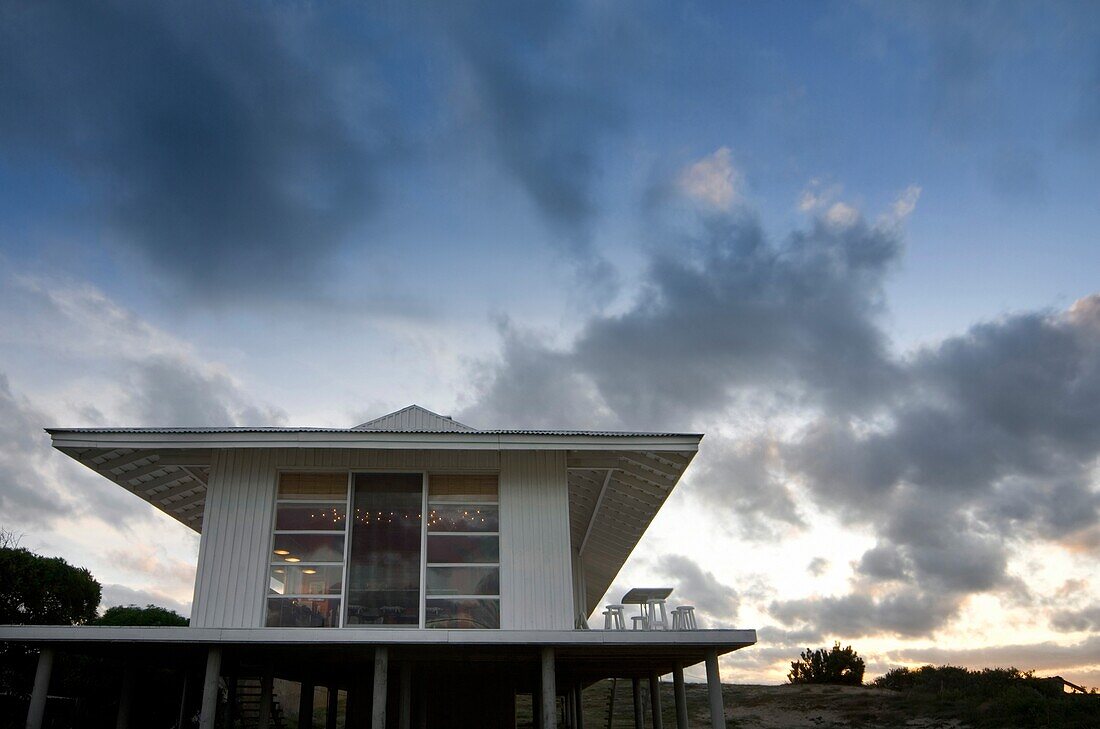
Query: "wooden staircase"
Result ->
[[233, 678, 287, 729]]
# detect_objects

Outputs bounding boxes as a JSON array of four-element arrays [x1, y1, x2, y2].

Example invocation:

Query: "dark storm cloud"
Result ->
[[652, 554, 738, 627], [122, 355, 286, 427], [425, 0, 631, 249], [1051, 605, 1100, 633], [885, 635, 1100, 672], [0, 0, 389, 296], [466, 167, 1100, 638], [465, 212, 903, 428]]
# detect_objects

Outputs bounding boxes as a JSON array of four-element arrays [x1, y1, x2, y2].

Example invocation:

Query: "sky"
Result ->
[[1, 0, 1099, 685]]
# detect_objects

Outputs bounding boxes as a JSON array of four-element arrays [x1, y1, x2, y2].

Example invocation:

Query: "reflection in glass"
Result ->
[[275, 503, 347, 531], [266, 597, 341, 627], [278, 472, 348, 500], [269, 565, 344, 596], [426, 535, 499, 564], [426, 566, 499, 596], [427, 505, 498, 532], [346, 473, 422, 626], [272, 534, 344, 563], [425, 598, 500, 629]]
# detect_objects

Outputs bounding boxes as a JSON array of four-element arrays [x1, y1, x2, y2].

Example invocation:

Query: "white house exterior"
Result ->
[[2, 405, 755, 729]]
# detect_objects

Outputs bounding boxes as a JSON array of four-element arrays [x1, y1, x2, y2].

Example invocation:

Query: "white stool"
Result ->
[[644, 598, 669, 630], [631, 615, 648, 630], [603, 604, 626, 630], [671, 606, 697, 630]]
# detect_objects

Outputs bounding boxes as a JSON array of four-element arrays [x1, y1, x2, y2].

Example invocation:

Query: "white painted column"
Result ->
[[25, 647, 54, 729], [649, 672, 663, 729], [299, 681, 315, 729], [704, 651, 725, 729], [540, 648, 557, 729], [325, 685, 339, 729], [258, 671, 274, 729], [632, 677, 644, 729], [399, 662, 412, 729], [198, 647, 222, 729], [672, 664, 689, 729], [116, 664, 136, 729], [372, 647, 389, 729]]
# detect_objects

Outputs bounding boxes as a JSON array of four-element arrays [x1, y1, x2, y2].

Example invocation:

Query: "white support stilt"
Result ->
[[25, 647, 54, 729], [299, 681, 314, 729], [198, 647, 222, 729], [649, 672, 663, 729], [632, 677, 644, 729], [116, 664, 136, 729], [399, 662, 412, 729], [673, 664, 689, 729], [326, 685, 339, 729], [705, 651, 725, 729], [258, 671, 274, 729], [540, 648, 557, 729], [372, 646, 389, 729], [575, 683, 585, 729]]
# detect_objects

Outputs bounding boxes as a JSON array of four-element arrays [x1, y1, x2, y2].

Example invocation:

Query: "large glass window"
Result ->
[[425, 475, 500, 628], [265, 471, 501, 629], [266, 472, 348, 628], [345, 473, 423, 626]]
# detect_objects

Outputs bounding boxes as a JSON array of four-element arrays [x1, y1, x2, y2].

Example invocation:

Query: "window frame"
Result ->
[[266, 468, 501, 630]]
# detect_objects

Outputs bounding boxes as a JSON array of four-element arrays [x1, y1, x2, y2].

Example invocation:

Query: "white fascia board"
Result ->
[[48, 431, 702, 453], [0, 624, 755, 648]]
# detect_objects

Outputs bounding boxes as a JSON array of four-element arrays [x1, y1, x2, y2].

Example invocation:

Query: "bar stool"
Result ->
[[671, 606, 698, 630], [644, 598, 669, 630], [603, 604, 626, 630], [631, 616, 648, 630]]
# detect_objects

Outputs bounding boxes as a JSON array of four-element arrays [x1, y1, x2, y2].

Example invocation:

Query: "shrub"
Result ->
[[98, 604, 188, 626], [788, 642, 865, 685]]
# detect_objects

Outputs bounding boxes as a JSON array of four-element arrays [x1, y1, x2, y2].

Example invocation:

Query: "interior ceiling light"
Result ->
[[273, 549, 290, 556], [284, 557, 301, 563]]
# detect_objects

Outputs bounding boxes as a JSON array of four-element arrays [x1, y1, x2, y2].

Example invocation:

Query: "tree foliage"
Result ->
[[0, 546, 100, 625], [97, 603, 188, 626], [788, 642, 865, 685]]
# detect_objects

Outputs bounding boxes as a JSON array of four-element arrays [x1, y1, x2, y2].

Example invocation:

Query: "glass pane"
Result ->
[[427, 566, 499, 596], [346, 473, 423, 626], [272, 533, 344, 563], [427, 505, 498, 533], [427, 535, 499, 564], [275, 503, 347, 531], [428, 474, 498, 502], [269, 565, 343, 596], [266, 597, 340, 627], [425, 598, 500, 629], [278, 472, 348, 500]]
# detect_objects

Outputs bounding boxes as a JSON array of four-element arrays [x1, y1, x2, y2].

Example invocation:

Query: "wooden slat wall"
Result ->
[[498, 450, 573, 630], [191, 447, 573, 629]]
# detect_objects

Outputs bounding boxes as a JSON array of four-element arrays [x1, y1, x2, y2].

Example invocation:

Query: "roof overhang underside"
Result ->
[[49, 430, 700, 616]]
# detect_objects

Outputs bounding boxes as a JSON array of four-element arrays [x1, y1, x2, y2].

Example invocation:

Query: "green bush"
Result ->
[[788, 642, 865, 685], [98, 603, 188, 626]]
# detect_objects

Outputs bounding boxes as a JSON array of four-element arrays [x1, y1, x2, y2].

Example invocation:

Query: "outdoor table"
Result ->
[[621, 587, 673, 629]]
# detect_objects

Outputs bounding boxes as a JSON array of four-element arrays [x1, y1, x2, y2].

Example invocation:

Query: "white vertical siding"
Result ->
[[498, 450, 574, 630], [571, 547, 587, 626], [190, 448, 278, 628], [189, 448, 519, 628]]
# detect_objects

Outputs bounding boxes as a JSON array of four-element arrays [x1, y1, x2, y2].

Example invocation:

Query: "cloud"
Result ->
[[0, 374, 70, 527], [1051, 605, 1100, 633], [678, 147, 742, 211], [652, 554, 739, 627], [122, 355, 286, 427], [0, 0, 388, 298], [465, 171, 1100, 641], [466, 206, 904, 428], [807, 557, 830, 577], [429, 0, 634, 269]]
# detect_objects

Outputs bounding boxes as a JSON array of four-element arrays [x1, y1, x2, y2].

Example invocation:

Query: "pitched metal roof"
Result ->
[[46, 426, 699, 437]]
